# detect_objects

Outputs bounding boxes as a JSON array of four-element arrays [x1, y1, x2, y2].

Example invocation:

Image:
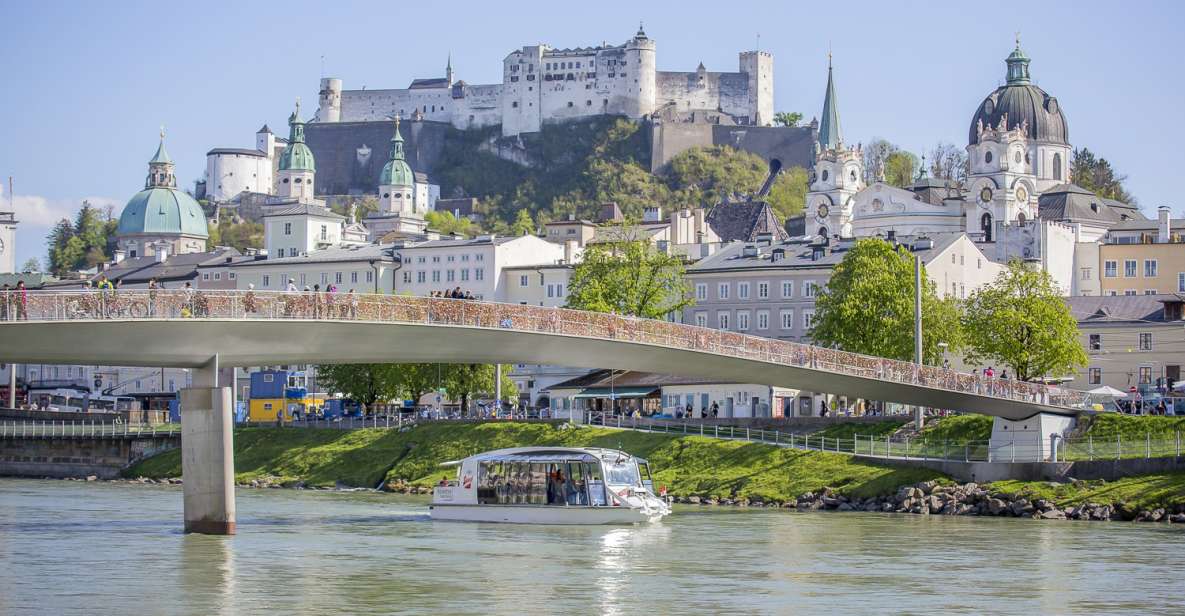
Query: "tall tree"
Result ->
[[883, 151, 920, 188], [510, 209, 536, 236], [443, 363, 519, 414], [809, 238, 964, 364], [20, 257, 40, 273], [46, 218, 78, 277], [773, 111, 803, 127], [73, 201, 110, 265], [425, 210, 478, 236], [566, 227, 693, 319], [962, 260, 1087, 381], [317, 364, 404, 407], [927, 142, 968, 186], [1071, 148, 1136, 204], [862, 139, 898, 184]]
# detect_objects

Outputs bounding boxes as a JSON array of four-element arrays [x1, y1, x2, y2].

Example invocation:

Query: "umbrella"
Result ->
[[1087, 385, 1128, 398]]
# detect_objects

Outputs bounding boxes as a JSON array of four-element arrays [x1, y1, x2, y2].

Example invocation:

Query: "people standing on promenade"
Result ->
[[0, 283, 9, 321], [344, 289, 358, 319], [286, 278, 298, 293], [312, 284, 322, 318], [14, 281, 27, 320], [243, 283, 258, 315], [148, 278, 159, 316]]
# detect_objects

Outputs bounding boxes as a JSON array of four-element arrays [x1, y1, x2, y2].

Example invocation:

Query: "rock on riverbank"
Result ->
[[671, 480, 1185, 524]]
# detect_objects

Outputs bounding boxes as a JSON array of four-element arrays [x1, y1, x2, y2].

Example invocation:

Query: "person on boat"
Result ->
[[438, 475, 450, 487]]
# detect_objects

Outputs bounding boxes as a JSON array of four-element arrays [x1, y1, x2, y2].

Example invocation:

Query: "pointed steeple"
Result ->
[[278, 98, 315, 172], [818, 54, 843, 151], [380, 115, 414, 187], [1005, 32, 1031, 85], [145, 127, 176, 189], [446, 52, 454, 86], [389, 115, 405, 161]]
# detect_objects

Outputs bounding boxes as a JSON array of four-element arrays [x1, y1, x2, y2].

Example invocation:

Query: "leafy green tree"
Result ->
[[443, 364, 519, 414], [883, 151, 920, 188], [45, 218, 76, 277], [773, 111, 803, 127], [809, 238, 964, 364], [317, 364, 404, 407], [510, 209, 536, 236], [566, 227, 693, 319], [20, 257, 40, 273], [962, 260, 1087, 381], [764, 166, 808, 220], [425, 210, 478, 236], [1071, 148, 1135, 204]]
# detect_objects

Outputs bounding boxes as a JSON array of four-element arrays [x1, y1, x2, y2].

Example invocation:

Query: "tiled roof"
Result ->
[[705, 200, 788, 243], [1064, 294, 1183, 324], [263, 203, 344, 219]]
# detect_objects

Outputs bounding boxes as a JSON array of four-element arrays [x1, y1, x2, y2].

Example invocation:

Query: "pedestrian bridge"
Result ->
[[0, 289, 1095, 534], [1, 290, 1090, 420]]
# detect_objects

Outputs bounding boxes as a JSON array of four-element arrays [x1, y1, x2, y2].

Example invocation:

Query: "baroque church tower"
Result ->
[[276, 100, 317, 202], [805, 56, 864, 240]]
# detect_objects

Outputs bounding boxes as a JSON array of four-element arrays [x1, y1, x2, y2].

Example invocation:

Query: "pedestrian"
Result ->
[[312, 284, 321, 318], [286, 278, 298, 293], [148, 278, 159, 317], [244, 283, 258, 314], [0, 283, 9, 321], [685, 402, 693, 419], [710, 401, 719, 418], [14, 281, 27, 320]]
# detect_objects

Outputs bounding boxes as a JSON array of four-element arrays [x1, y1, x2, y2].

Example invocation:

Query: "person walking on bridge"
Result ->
[[14, 280, 28, 320]]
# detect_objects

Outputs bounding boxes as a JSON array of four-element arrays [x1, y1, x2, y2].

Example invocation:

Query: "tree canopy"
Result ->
[[318, 362, 518, 411], [809, 238, 964, 364], [962, 260, 1087, 381], [46, 201, 118, 276], [1071, 148, 1136, 204], [565, 228, 693, 319], [773, 111, 803, 127]]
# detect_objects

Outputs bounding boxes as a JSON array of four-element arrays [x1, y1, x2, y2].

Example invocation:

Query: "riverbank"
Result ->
[[121, 422, 1185, 520]]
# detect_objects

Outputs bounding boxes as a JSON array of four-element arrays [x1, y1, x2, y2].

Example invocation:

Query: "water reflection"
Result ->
[[180, 535, 236, 615]]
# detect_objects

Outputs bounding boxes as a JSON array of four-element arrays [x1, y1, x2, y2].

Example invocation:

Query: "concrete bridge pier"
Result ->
[[180, 356, 236, 535]]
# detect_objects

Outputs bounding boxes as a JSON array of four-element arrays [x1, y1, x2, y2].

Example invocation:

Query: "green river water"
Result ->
[[0, 478, 1181, 614]]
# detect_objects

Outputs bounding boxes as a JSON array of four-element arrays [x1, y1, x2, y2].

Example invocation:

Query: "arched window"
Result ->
[[985, 150, 993, 164], [980, 213, 993, 242], [1017, 212, 1027, 224], [1053, 153, 1063, 180], [817, 226, 828, 239]]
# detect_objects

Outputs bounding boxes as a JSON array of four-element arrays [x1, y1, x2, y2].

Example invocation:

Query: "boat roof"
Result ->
[[440, 446, 645, 467]]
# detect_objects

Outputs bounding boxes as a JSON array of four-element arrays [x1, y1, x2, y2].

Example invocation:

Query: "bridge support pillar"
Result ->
[[180, 358, 235, 535]]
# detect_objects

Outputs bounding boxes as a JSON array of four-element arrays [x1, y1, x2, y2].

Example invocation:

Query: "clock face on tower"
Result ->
[[1016, 186, 1028, 202], [817, 204, 830, 219], [979, 187, 993, 204]]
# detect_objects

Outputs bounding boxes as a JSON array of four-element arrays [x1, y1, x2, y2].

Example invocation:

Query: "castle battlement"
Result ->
[[314, 28, 772, 137]]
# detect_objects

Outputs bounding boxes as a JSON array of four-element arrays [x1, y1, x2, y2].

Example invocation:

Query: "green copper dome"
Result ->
[[379, 116, 413, 186], [278, 102, 316, 172], [118, 187, 209, 238]]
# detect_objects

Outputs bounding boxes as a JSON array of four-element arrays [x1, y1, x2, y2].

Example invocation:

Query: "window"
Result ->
[[757, 310, 769, 330], [320, 225, 328, 241], [213, 272, 221, 281], [736, 311, 750, 331], [1053, 153, 1063, 181], [1125, 290, 1137, 296], [738, 282, 750, 300], [803, 281, 818, 298], [284, 222, 292, 235], [335, 272, 342, 284], [1088, 368, 1101, 385], [757, 282, 769, 299], [695, 283, 707, 301], [475, 254, 483, 262], [432, 271, 441, 283], [520, 275, 529, 287], [402, 271, 411, 284], [694, 312, 707, 327], [1088, 334, 1101, 351], [718, 283, 730, 300], [432, 256, 441, 263], [780, 309, 794, 330], [475, 268, 484, 281], [1124, 260, 1137, 277], [460, 269, 469, 282], [1139, 333, 1152, 351], [1138, 366, 1152, 385], [263, 275, 270, 287], [1081, 267, 1092, 280], [351, 272, 358, 283], [802, 309, 816, 329], [202, 273, 210, 281], [366, 271, 374, 283], [319, 273, 328, 285], [717, 312, 730, 330], [417, 271, 426, 283], [1145, 289, 1157, 295], [781, 280, 793, 298], [1144, 260, 1158, 277], [299, 274, 306, 286], [1104, 261, 1117, 277], [229, 273, 236, 280], [1179, 273, 1185, 292]]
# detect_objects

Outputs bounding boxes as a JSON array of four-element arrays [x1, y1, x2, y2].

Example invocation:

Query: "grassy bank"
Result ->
[[991, 473, 1185, 511], [126, 422, 943, 503]]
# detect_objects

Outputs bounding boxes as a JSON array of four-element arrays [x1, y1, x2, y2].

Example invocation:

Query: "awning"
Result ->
[[571, 386, 659, 400]]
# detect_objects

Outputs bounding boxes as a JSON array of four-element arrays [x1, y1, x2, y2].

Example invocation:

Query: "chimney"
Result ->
[[742, 244, 759, 258], [755, 232, 773, 247], [113, 249, 126, 264], [1158, 206, 1171, 243], [155, 244, 170, 263], [563, 239, 577, 264]]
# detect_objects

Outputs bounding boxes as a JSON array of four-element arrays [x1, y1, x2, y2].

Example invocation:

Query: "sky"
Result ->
[[2, 0, 1183, 268]]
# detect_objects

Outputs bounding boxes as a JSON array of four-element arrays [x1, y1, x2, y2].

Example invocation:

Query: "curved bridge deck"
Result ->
[[0, 290, 1093, 421]]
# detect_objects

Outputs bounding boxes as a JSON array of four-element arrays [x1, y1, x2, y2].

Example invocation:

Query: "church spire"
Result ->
[[818, 54, 843, 151], [446, 52, 454, 85], [389, 115, 405, 161], [1005, 32, 1031, 85], [145, 127, 176, 189]]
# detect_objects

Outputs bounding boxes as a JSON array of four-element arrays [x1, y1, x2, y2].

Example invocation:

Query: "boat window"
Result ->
[[604, 458, 640, 487], [638, 462, 654, 491], [585, 462, 607, 506], [527, 464, 548, 505], [478, 462, 502, 504]]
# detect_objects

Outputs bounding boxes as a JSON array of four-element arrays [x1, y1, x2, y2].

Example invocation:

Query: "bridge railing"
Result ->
[[2, 289, 1093, 409], [0, 419, 182, 439]]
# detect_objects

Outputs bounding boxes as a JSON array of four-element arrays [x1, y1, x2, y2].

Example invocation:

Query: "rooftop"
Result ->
[[1065, 294, 1185, 325], [688, 232, 966, 273]]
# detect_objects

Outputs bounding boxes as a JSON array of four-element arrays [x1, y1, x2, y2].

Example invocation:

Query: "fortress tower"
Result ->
[[739, 51, 774, 126], [623, 24, 657, 119], [316, 78, 342, 123]]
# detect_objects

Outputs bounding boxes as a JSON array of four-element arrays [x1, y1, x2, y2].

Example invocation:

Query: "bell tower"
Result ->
[[805, 56, 863, 239]]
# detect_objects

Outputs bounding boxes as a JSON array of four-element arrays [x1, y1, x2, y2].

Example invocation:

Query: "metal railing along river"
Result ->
[[0, 419, 182, 439], [2, 289, 1094, 410], [585, 413, 1185, 463]]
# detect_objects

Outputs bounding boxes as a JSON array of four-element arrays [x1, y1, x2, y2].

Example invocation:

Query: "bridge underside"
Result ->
[[0, 319, 1077, 421]]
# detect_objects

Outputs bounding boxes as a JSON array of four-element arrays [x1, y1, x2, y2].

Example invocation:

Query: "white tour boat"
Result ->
[[429, 447, 671, 524]]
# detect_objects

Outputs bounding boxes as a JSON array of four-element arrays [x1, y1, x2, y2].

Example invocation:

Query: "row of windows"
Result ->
[[694, 280, 817, 302], [1103, 259, 1160, 278], [1088, 366, 1176, 386], [1105, 289, 1166, 296], [693, 309, 815, 332], [415, 254, 484, 264], [200, 271, 237, 282], [406, 269, 486, 284], [260, 271, 374, 288], [1087, 332, 1155, 352]]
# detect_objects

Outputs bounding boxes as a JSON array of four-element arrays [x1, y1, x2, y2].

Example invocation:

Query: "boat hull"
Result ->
[[429, 503, 664, 525]]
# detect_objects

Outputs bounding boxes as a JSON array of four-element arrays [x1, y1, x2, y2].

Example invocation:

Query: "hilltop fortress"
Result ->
[[313, 25, 774, 136]]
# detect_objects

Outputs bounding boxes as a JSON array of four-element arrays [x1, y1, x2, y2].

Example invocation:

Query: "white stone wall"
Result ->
[[392, 235, 565, 301], [205, 151, 273, 203], [227, 261, 393, 293], [276, 170, 315, 202], [924, 235, 1004, 300], [263, 214, 341, 259]]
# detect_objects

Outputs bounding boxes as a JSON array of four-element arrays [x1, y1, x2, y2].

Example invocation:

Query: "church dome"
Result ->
[[278, 104, 316, 172], [117, 187, 209, 238], [379, 116, 414, 186], [117, 134, 209, 239], [968, 43, 1068, 146]]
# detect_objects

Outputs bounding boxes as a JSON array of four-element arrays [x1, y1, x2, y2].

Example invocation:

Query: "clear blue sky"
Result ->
[[2, 0, 1183, 267]]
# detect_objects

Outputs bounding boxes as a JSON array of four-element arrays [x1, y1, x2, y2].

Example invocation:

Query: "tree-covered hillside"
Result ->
[[434, 117, 807, 234]]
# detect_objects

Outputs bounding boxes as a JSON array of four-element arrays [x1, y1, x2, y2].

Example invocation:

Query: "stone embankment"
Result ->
[[671, 480, 1185, 524]]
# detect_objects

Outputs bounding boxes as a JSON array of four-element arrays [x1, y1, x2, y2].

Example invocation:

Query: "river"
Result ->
[[0, 479, 1181, 614]]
